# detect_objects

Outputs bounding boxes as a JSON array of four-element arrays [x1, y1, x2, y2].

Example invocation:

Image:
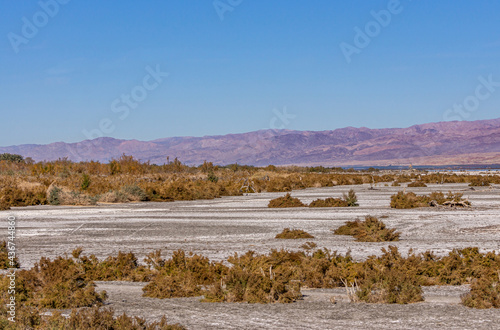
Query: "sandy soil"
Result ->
[[2, 183, 500, 329]]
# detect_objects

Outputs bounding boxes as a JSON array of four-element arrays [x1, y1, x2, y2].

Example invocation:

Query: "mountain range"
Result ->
[[2, 118, 500, 166]]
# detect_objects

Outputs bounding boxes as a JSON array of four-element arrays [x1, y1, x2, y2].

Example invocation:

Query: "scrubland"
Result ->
[[1, 154, 500, 328]]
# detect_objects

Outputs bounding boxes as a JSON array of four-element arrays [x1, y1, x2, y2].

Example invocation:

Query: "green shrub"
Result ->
[[81, 174, 91, 190], [0, 153, 24, 163], [48, 186, 62, 205], [343, 189, 359, 206], [207, 172, 219, 183]]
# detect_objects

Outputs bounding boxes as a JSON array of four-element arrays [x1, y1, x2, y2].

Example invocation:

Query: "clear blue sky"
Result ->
[[1, 0, 500, 146]]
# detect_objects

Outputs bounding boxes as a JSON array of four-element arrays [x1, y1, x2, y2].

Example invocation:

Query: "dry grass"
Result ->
[[275, 228, 314, 239]]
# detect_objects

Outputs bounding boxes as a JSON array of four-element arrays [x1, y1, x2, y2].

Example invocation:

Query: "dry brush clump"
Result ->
[[275, 228, 314, 239], [75, 249, 152, 282], [142, 250, 226, 299], [308, 197, 348, 207], [334, 216, 400, 242], [355, 246, 424, 304], [407, 181, 427, 187], [390, 191, 470, 209], [268, 193, 306, 208], [0, 257, 107, 311], [461, 276, 500, 309], [468, 176, 491, 187], [204, 250, 303, 303], [308, 189, 358, 207]]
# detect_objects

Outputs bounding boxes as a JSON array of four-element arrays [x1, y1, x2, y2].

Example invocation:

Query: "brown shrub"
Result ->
[[275, 228, 314, 239], [461, 276, 500, 309], [268, 193, 306, 208], [143, 250, 226, 299], [390, 191, 470, 209], [78, 250, 152, 282], [334, 216, 400, 242], [468, 177, 491, 187], [309, 197, 348, 207], [356, 246, 424, 304], [204, 250, 303, 303], [0, 256, 106, 310], [407, 181, 427, 187]]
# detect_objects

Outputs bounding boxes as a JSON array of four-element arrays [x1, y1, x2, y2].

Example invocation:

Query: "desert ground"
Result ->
[[3, 183, 500, 329]]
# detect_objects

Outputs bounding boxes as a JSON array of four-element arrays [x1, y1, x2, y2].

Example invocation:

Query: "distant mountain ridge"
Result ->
[[2, 118, 500, 166]]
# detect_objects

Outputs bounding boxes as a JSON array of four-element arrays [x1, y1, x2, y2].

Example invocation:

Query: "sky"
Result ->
[[1, 0, 500, 146]]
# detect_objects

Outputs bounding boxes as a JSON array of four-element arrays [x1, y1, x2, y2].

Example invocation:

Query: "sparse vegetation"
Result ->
[[334, 216, 400, 242], [1, 245, 499, 314], [1, 155, 499, 210], [275, 228, 314, 239]]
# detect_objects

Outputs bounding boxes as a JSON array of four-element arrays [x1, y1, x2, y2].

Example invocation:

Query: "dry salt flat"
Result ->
[[2, 183, 500, 329]]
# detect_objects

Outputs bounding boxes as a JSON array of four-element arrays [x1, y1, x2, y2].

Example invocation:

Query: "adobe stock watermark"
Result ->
[[66, 64, 168, 161], [443, 74, 500, 121], [6, 215, 17, 323], [269, 106, 296, 130], [340, 0, 407, 64], [7, 0, 71, 54], [213, 0, 243, 21]]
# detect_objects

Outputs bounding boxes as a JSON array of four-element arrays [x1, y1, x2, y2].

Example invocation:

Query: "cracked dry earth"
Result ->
[[3, 183, 500, 329]]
